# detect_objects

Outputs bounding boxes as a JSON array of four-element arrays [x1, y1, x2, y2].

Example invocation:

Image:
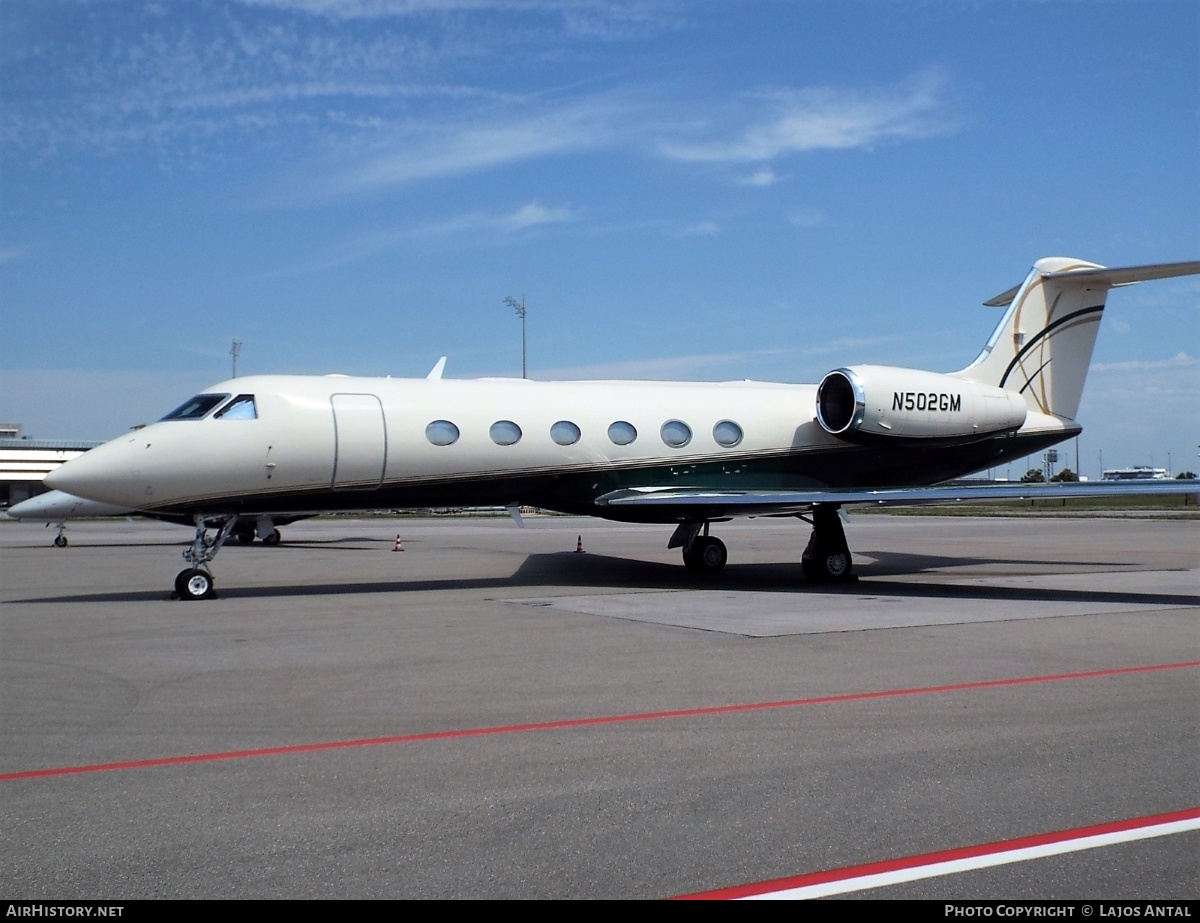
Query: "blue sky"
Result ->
[[2, 0, 1197, 478]]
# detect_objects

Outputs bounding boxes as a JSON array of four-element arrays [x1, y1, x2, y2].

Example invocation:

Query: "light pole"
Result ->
[[231, 339, 243, 378], [503, 295, 526, 379]]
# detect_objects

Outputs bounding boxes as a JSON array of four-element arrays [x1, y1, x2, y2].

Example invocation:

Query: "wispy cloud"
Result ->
[[4, 0, 955, 210], [536, 348, 794, 381], [237, 0, 500, 15], [788, 207, 824, 229], [658, 70, 956, 164], [0, 245, 28, 264], [284, 200, 575, 272], [321, 97, 630, 196], [669, 220, 719, 238], [502, 201, 574, 230], [2, 18, 477, 158], [238, 0, 685, 38], [1091, 352, 1197, 373], [737, 167, 786, 187], [415, 201, 576, 236]]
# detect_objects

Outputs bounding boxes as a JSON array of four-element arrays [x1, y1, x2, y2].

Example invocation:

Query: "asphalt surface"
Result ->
[[1, 513, 1196, 899]]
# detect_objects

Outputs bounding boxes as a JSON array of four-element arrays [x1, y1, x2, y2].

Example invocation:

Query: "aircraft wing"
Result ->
[[594, 480, 1199, 518]]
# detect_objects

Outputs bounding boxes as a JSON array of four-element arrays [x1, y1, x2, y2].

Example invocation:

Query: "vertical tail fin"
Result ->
[[954, 257, 1200, 421]]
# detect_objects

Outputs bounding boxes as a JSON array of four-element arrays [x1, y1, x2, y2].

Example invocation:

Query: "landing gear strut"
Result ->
[[234, 517, 281, 545], [800, 504, 855, 583], [670, 522, 728, 574], [172, 514, 237, 600]]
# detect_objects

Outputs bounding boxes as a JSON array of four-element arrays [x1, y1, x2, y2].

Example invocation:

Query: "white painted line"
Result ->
[[741, 815, 1200, 899]]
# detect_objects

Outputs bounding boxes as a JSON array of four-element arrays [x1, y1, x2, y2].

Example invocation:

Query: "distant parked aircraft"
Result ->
[[9, 489, 298, 547]]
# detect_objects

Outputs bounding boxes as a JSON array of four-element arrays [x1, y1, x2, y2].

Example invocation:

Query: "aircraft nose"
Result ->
[[9, 490, 81, 519], [8, 490, 130, 520], [44, 436, 149, 509]]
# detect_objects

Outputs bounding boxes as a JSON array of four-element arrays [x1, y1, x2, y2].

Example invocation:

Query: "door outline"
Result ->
[[330, 393, 387, 489]]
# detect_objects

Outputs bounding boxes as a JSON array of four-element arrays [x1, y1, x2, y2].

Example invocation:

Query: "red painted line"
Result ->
[[2, 660, 1195, 782], [673, 806, 1200, 899]]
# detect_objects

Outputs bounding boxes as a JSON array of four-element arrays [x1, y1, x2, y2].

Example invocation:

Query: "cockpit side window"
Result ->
[[215, 394, 257, 420], [159, 394, 230, 421]]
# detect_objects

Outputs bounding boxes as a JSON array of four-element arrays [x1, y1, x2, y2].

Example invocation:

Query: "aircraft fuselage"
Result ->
[[48, 373, 1071, 523]]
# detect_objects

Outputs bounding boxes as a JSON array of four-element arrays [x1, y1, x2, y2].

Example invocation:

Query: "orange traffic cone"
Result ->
[[574, 535, 585, 553], [393, 534, 405, 552]]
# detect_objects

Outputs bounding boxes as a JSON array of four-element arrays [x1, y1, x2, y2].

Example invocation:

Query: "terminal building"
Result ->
[[1101, 466, 1170, 481]]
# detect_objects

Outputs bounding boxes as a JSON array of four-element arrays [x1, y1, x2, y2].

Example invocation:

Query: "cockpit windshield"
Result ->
[[215, 394, 257, 420], [159, 394, 230, 421]]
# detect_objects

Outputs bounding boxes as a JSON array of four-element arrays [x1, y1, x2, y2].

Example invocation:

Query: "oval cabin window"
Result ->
[[713, 420, 744, 447], [426, 420, 460, 446], [551, 421, 581, 446], [660, 420, 692, 448], [490, 420, 522, 446], [608, 421, 637, 446]]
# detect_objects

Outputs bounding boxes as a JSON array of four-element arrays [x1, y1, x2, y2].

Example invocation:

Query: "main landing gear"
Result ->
[[234, 518, 281, 545], [670, 522, 729, 574], [799, 505, 855, 583], [173, 514, 238, 600], [669, 504, 855, 583]]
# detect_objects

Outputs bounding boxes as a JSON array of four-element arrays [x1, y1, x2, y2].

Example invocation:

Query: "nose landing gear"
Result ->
[[175, 567, 215, 600], [172, 515, 238, 600]]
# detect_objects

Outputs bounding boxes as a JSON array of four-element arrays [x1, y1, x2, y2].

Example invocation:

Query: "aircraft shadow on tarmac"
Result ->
[[18, 549, 1199, 609]]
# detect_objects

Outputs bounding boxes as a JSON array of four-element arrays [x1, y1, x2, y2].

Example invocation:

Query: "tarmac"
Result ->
[[1, 513, 1197, 899]]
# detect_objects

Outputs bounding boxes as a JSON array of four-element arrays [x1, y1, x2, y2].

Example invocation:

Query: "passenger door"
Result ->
[[330, 393, 386, 490]]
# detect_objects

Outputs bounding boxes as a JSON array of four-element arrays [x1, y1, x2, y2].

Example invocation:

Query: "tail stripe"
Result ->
[[998, 304, 1104, 390], [1016, 359, 1051, 395]]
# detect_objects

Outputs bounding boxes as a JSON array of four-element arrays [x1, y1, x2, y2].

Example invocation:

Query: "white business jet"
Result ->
[[7, 490, 133, 546], [45, 257, 1200, 600]]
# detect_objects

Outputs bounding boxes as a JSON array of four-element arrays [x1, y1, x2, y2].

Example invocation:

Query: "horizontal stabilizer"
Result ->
[[983, 259, 1200, 307], [982, 283, 1021, 308], [1042, 260, 1200, 287]]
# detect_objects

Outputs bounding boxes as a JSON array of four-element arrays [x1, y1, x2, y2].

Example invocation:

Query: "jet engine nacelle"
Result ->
[[815, 365, 1027, 445]]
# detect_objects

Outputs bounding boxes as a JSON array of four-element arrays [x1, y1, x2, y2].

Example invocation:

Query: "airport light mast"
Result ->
[[230, 339, 243, 378], [503, 295, 527, 379]]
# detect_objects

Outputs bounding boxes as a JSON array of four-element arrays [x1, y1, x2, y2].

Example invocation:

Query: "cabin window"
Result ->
[[713, 420, 744, 447], [660, 420, 692, 448], [426, 420, 460, 446], [490, 420, 522, 446], [608, 421, 637, 446], [159, 394, 230, 421], [215, 395, 257, 420], [550, 421, 581, 446]]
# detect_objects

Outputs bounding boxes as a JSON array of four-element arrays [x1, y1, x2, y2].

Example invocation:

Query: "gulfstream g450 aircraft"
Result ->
[[46, 256, 1200, 600]]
